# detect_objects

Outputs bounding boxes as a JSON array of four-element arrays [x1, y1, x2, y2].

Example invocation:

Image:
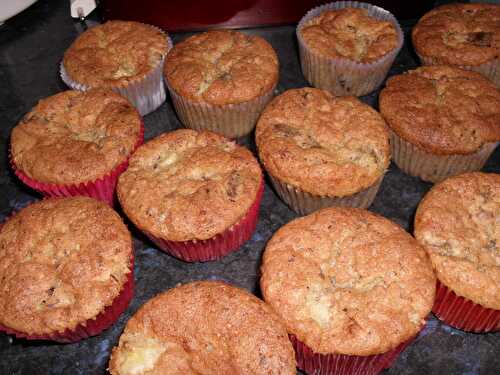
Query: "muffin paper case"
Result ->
[[145, 178, 264, 262], [11, 120, 145, 206], [390, 130, 498, 183], [166, 80, 277, 139], [432, 280, 500, 333], [297, 1, 404, 97], [290, 334, 415, 375], [61, 30, 173, 116], [269, 174, 383, 216]]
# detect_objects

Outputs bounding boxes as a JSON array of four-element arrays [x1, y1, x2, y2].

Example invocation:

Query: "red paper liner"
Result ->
[[11, 120, 145, 206], [145, 179, 264, 262], [432, 280, 500, 333], [290, 334, 414, 375]]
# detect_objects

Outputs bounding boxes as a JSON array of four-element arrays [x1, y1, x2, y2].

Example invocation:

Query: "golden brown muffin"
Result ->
[[415, 172, 500, 310], [0, 197, 133, 336], [299, 7, 398, 63], [117, 129, 262, 242], [256, 88, 390, 197], [63, 20, 169, 87], [108, 281, 296, 375], [261, 207, 436, 356], [165, 30, 278, 105], [11, 89, 142, 185]]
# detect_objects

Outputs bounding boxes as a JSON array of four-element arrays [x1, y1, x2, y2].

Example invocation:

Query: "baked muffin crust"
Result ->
[[261, 207, 436, 356], [117, 130, 262, 241], [415, 172, 500, 310], [256, 88, 390, 197], [63, 20, 168, 87], [108, 281, 296, 375], [0, 197, 133, 335], [165, 30, 279, 105], [11, 89, 142, 184], [412, 3, 500, 66], [379, 66, 500, 155], [299, 8, 398, 63]]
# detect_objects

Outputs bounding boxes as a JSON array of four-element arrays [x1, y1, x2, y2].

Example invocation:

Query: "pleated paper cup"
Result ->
[[297, 1, 404, 97]]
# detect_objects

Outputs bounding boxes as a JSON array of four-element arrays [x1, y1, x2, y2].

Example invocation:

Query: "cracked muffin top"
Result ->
[[412, 3, 500, 66], [63, 20, 169, 87], [415, 172, 500, 310], [255, 88, 390, 197], [261, 207, 436, 356], [379, 66, 500, 155], [0, 197, 133, 335], [164, 30, 279, 105], [117, 130, 262, 241], [108, 281, 296, 375], [11, 89, 143, 185], [299, 8, 399, 63]]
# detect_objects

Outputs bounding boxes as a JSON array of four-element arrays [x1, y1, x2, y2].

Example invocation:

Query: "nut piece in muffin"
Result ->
[[10, 89, 143, 204], [62, 20, 171, 115], [0, 197, 133, 341], [108, 281, 296, 375], [117, 129, 263, 261], [379, 66, 500, 183], [415, 172, 500, 332], [164, 30, 279, 138], [261, 207, 436, 373], [412, 3, 500, 86], [256, 87, 390, 215]]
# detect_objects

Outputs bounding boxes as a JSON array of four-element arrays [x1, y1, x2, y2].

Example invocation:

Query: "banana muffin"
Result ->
[[117, 129, 263, 262], [0, 197, 134, 342], [415, 172, 500, 332], [108, 281, 296, 374], [62, 20, 172, 115], [412, 3, 500, 87], [379, 65, 500, 183], [164, 30, 279, 138], [11, 89, 144, 205], [261, 207, 436, 375], [256, 87, 390, 215]]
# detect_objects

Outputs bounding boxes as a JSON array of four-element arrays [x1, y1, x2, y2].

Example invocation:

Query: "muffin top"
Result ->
[[256, 88, 390, 197], [0, 197, 133, 335], [11, 89, 142, 185], [261, 207, 436, 356], [108, 281, 296, 375], [415, 172, 500, 310], [63, 20, 169, 87], [117, 130, 262, 241], [299, 8, 399, 63], [379, 66, 500, 155], [164, 30, 279, 105], [412, 3, 500, 66]]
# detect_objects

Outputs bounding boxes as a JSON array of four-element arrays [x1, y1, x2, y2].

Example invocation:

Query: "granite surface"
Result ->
[[0, 1, 499, 374]]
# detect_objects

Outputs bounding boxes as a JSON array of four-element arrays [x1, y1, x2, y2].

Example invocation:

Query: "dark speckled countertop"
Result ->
[[0, 1, 499, 374]]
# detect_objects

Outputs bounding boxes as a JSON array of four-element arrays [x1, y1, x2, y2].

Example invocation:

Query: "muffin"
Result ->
[[164, 30, 279, 138], [108, 281, 295, 374], [117, 129, 263, 262], [255, 87, 390, 215], [10, 89, 144, 205], [0, 197, 134, 342], [62, 20, 172, 115], [379, 66, 500, 183], [297, 1, 403, 96], [414, 172, 500, 332], [412, 3, 500, 87], [261, 207, 436, 375]]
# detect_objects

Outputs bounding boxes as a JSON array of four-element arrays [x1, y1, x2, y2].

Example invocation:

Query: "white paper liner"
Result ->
[[390, 130, 498, 183], [61, 25, 173, 116], [297, 1, 404, 96], [269, 174, 384, 215]]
